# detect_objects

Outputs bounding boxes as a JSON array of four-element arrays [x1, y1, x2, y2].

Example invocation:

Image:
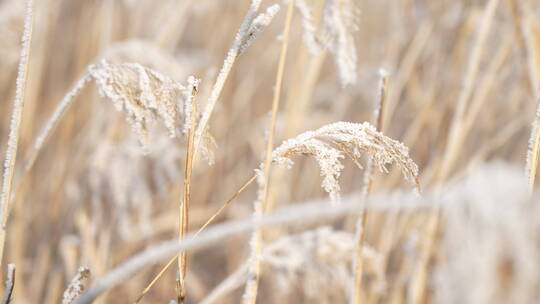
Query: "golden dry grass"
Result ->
[[0, 0, 540, 303]]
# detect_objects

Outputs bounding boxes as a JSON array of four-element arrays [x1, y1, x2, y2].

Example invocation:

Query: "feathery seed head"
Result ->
[[88, 60, 199, 147], [272, 121, 419, 202]]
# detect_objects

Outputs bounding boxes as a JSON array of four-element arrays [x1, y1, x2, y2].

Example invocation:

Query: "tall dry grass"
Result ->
[[0, 0, 540, 303]]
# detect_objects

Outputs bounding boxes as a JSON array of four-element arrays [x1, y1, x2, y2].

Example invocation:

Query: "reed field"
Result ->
[[1, 0, 540, 303]]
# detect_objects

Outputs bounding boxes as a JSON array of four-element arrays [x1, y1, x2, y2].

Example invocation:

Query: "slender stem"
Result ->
[[0, 0, 34, 267], [351, 70, 388, 304], [193, 0, 262, 160], [177, 85, 198, 303], [243, 2, 294, 304], [527, 98, 540, 191], [134, 174, 257, 304]]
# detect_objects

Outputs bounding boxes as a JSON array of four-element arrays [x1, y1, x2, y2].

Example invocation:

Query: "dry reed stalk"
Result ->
[[193, 0, 263, 158], [134, 174, 258, 303], [527, 98, 540, 191], [176, 77, 199, 303], [437, 0, 500, 184], [351, 69, 389, 304], [266, 0, 327, 213], [243, 2, 294, 303], [0, 0, 34, 267], [1, 264, 15, 304]]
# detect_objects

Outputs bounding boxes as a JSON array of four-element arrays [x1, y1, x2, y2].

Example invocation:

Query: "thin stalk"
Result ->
[[177, 84, 198, 303], [193, 0, 262, 160], [351, 70, 388, 304], [527, 98, 540, 191], [243, 2, 294, 304], [0, 0, 35, 267]]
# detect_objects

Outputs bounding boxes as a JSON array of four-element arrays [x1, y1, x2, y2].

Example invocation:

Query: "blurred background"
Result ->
[[1, 0, 540, 303]]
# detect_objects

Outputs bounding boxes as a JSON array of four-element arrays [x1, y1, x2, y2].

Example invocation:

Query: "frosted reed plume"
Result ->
[[243, 119, 418, 303], [272, 121, 419, 202], [0, 0, 34, 267], [28, 60, 203, 178], [295, 0, 359, 86], [88, 60, 193, 144], [62, 267, 91, 304]]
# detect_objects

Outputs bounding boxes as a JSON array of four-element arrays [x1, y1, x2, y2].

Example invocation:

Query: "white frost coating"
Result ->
[[272, 121, 419, 202], [88, 60, 201, 148], [194, 0, 262, 157], [182, 76, 200, 135], [62, 267, 91, 304], [89, 60, 183, 141], [0, 0, 34, 236], [243, 168, 265, 304], [240, 4, 281, 54]]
